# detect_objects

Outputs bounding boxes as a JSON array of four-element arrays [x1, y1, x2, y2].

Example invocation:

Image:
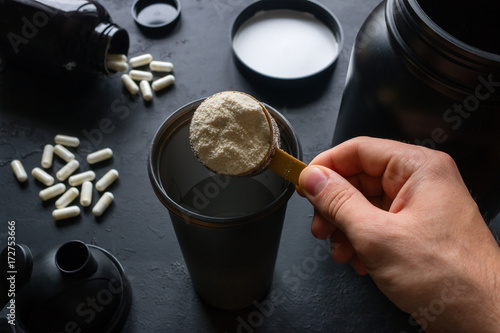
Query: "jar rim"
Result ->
[[387, 0, 500, 98], [408, 0, 500, 61]]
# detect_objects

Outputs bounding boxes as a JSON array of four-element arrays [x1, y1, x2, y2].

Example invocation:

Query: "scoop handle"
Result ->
[[267, 148, 307, 186]]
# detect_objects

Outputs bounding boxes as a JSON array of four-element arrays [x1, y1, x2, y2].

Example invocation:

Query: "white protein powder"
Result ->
[[189, 91, 272, 175]]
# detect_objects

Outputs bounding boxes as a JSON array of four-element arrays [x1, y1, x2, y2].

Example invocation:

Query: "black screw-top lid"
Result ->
[[132, 0, 181, 34]]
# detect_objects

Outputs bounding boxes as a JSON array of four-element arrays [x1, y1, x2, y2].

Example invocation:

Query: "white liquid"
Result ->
[[233, 9, 339, 79]]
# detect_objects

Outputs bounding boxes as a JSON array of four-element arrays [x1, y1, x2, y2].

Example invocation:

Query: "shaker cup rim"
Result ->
[[148, 97, 303, 229]]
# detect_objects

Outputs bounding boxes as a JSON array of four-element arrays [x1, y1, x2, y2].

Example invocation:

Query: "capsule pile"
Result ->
[[106, 53, 175, 102], [11, 135, 118, 221]]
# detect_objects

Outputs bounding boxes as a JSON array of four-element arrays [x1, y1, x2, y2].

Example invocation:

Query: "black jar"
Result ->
[[0, 0, 129, 75], [333, 0, 500, 219]]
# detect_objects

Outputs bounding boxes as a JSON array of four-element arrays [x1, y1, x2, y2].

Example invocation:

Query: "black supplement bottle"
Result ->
[[333, 0, 500, 219], [0, 0, 129, 75]]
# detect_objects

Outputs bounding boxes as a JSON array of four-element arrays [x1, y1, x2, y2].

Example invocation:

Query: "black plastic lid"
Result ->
[[231, 0, 343, 87], [14, 241, 132, 333], [132, 0, 181, 34]]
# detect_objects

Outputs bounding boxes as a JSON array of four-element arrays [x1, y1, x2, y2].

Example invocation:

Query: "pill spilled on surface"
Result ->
[[39, 183, 66, 201], [121, 53, 175, 101], [41, 144, 54, 168], [87, 148, 113, 164], [121, 74, 139, 95], [129, 53, 153, 68], [152, 75, 175, 92], [53, 144, 75, 162], [55, 187, 79, 209], [11, 160, 28, 183], [53, 205, 81, 221], [93, 192, 114, 216], [80, 181, 93, 207], [10, 134, 120, 222], [140, 80, 153, 101], [150, 61, 173, 72], [68, 171, 95, 186], [96, 169, 119, 191], [56, 159, 79, 182], [129, 70, 153, 82], [55, 134, 80, 147], [32, 167, 55, 186]]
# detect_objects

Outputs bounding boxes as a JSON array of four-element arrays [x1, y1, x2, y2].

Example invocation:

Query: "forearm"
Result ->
[[424, 246, 500, 333]]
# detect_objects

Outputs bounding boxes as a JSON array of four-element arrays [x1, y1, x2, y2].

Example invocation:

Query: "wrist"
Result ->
[[426, 245, 500, 333], [476, 246, 500, 331]]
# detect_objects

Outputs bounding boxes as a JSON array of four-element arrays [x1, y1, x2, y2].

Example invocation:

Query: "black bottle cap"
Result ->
[[132, 0, 181, 34]]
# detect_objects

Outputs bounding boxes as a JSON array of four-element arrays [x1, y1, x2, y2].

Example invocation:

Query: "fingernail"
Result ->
[[301, 167, 328, 197], [313, 231, 330, 240]]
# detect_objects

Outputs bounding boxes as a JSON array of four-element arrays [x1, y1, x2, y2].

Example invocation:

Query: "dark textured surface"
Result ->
[[1, 0, 500, 332]]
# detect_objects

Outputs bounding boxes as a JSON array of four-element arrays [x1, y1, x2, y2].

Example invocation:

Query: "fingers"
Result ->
[[299, 165, 384, 238], [312, 211, 356, 265], [300, 163, 391, 277], [345, 172, 384, 197], [329, 229, 355, 264], [314, 211, 368, 276], [349, 255, 368, 276], [311, 211, 336, 240], [309, 137, 409, 175], [300, 137, 448, 277], [309, 137, 428, 200]]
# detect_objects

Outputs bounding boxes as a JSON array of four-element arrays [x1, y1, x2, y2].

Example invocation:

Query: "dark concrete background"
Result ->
[[1, 0, 499, 332]]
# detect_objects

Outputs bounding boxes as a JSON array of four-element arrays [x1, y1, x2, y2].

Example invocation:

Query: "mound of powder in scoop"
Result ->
[[189, 91, 272, 175]]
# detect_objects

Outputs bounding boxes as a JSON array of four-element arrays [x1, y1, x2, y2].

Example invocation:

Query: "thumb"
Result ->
[[299, 166, 382, 235]]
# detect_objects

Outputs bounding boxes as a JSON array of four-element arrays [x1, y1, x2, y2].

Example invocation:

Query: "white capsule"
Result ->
[[32, 167, 54, 186], [149, 61, 173, 72], [106, 60, 129, 72], [152, 74, 175, 92], [52, 205, 81, 221], [92, 192, 114, 217], [68, 170, 95, 186], [39, 183, 66, 201], [55, 187, 79, 209], [140, 80, 153, 101], [54, 135, 80, 147], [41, 144, 54, 169], [95, 169, 119, 191], [129, 70, 153, 82], [11, 160, 28, 183], [56, 159, 79, 181], [80, 181, 93, 207], [53, 144, 75, 162], [121, 74, 139, 95], [87, 148, 113, 164], [129, 53, 153, 68], [107, 53, 127, 63]]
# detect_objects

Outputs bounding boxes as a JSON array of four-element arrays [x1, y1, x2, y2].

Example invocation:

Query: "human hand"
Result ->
[[298, 137, 500, 332]]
